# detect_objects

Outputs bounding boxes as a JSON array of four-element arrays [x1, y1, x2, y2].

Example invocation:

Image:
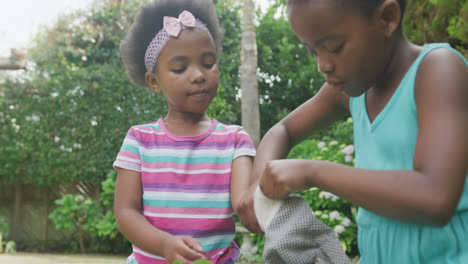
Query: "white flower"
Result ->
[[51, 92, 59, 98], [342, 145, 355, 155], [60, 145, 65, 151], [329, 211, 340, 220], [73, 143, 82, 149], [317, 141, 326, 149], [331, 195, 339, 202], [319, 191, 340, 202], [91, 120, 98, 126], [54, 136, 60, 143], [26, 114, 40, 122], [329, 140, 338, 146], [341, 218, 351, 227], [319, 191, 332, 199], [334, 225, 345, 234], [345, 155, 353, 163]]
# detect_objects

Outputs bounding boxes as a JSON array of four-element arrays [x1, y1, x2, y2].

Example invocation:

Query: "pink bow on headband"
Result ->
[[164, 10, 196, 37]]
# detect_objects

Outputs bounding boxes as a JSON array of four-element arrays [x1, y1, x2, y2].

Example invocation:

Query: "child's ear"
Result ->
[[377, 0, 401, 38], [145, 72, 161, 93]]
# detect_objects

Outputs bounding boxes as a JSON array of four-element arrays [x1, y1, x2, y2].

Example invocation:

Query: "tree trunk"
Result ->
[[41, 188, 49, 251], [95, 185, 101, 206], [78, 225, 85, 254], [241, 0, 261, 147], [11, 182, 22, 241], [0, 233, 3, 253]]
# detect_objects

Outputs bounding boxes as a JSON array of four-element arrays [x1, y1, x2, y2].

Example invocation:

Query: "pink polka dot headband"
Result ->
[[144, 10, 214, 73]]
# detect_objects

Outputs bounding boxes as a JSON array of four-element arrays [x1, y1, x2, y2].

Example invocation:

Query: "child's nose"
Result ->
[[191, 67, 206, 84], [317, 57, 334, 75]]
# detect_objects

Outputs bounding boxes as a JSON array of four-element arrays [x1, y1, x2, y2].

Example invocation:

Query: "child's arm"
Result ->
[[114, 168, 205, 263], [235, 83, 349, 233], [230, 156, 261, 232], [252, 83, 350, 188], [259, 49, 468, 226]]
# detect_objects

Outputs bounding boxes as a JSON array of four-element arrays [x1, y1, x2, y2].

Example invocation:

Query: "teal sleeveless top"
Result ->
[[349, 43, 468, 264]]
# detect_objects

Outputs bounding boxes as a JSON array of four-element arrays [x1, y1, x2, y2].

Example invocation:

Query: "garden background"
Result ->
[[1, 0, 467, 261]]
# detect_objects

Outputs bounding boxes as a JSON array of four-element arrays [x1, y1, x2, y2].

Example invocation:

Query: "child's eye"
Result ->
[[203, 63, 215, 69], [329, 43, 344, 54], [171, 67, 186, 73]]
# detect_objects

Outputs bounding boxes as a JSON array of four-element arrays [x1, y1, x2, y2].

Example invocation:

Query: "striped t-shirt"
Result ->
[[113, 118, 256, 264]]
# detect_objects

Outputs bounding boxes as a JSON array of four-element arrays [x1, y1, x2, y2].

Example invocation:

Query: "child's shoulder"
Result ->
[[414, 43, 467, 105], [420, 43, 467, 68], [126, 120, 162, 135], [212, 118, 246, 133]]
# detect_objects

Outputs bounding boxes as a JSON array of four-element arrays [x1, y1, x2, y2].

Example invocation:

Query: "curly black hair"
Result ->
[[120, 0, 224, 88], [287, 0, 407, 19]]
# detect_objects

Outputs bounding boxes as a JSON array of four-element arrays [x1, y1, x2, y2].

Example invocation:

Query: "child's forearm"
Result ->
[[305, 160, 462, 226], [251, 122, 292, 186], [115, 207, 172, 257], [252, 84, 350, 188], [230, 156, 254, 212]]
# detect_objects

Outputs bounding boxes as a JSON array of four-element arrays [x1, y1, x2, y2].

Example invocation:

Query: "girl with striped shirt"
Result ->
[[114, 1, 255, 263]]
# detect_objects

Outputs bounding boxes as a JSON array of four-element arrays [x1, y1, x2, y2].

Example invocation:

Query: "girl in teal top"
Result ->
[[238, 0, 468, 263]]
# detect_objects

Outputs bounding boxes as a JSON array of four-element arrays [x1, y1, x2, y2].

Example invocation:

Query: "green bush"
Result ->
[[4, 241, 16, 254], [93, 170, 119, 239], [48, 170, 130, 254], [0, 216, 11, 253], [49, 194, 100, 253]]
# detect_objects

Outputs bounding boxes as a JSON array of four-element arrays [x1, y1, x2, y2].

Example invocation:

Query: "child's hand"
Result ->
[[163, 236, 205, 264], [237, 188, 264, 234], [260, 159, 310, 200]]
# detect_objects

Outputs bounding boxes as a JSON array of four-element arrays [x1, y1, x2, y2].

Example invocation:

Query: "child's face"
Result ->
[[289, 0, 389, 97], [152, 29, 218, 114]]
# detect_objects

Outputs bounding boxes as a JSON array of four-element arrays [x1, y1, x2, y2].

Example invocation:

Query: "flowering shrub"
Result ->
[[287, 118, 358, 257], [245, 118, 359, 258], [289, 139, 358, 256]]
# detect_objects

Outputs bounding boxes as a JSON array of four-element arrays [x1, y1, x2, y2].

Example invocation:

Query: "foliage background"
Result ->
[[0, 0, 466, 259]]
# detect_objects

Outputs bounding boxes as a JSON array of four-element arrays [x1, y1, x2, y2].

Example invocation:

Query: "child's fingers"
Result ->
[[182, 236, 205, 255]]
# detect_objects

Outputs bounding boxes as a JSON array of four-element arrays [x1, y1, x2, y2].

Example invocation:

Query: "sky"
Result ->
[[0, 0, 93, 56], [0, 0, 272, 57]]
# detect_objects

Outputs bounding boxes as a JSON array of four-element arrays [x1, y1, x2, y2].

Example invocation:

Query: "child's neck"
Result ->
[[365, 33, 423, 123], [373, 33, 421, 95], [163, 112, 212, 137]]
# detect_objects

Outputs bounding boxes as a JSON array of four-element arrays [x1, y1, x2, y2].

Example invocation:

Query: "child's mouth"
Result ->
[[327, 81, 345, 91], [188, 89, 210, 96]]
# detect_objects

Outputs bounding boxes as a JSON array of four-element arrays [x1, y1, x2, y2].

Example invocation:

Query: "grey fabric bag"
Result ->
[[254, 188, 351, 264]]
